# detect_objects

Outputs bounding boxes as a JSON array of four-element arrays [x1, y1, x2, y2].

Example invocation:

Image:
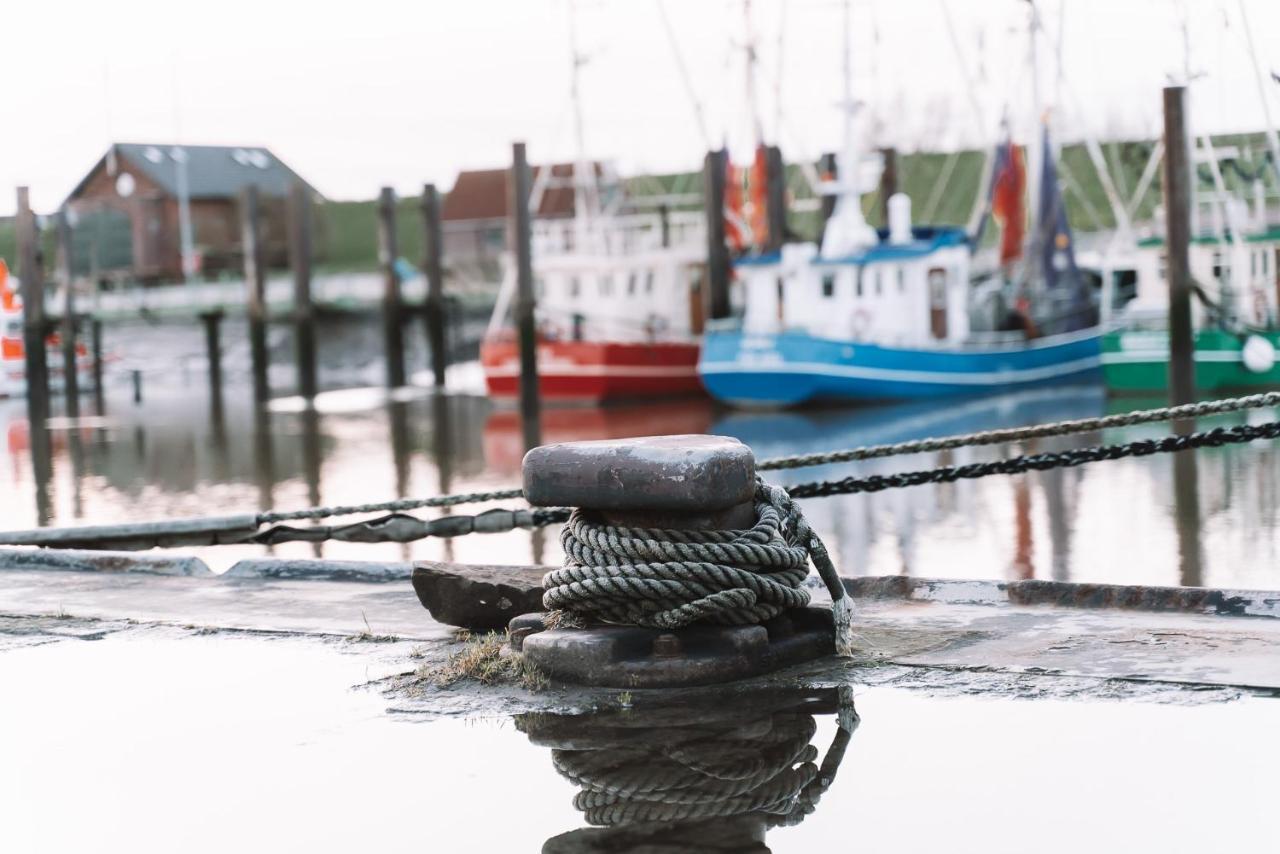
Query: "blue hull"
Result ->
[[698, 329, 1103, 406]]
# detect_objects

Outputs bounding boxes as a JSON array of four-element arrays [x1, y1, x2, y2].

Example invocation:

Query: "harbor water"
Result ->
[[3, 320, 1278, 589]]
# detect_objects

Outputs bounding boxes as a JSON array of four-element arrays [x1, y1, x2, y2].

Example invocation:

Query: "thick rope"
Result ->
[[542, 480, 854, 655]]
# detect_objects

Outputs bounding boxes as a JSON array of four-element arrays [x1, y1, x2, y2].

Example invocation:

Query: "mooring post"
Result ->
[[765, 145, 787, 253], [55, 208, 80, 417], [510, 141, 541, 449], [422, 183, 448, 388], [377, 186, 407, 390], [240, 185, 270, 405], [16, 187, 49, 424], [878, 147, 898, 228], [90, 317, 104, 410], [818, 152, 838, 239], [1162, 86, 1195, 406], [288, 181, 318, 401], [200, 310, 225, 422], [703, 149, 731, 320]]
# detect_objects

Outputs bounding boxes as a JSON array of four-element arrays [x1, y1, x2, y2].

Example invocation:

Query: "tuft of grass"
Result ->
[[351, 610, 398, 643], [544, 610, 584, 630], [418, 631, 549, 692], [617, 691, 633, 709]]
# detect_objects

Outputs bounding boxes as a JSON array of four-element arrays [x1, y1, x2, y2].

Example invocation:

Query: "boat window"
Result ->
[[855, 267, 864, 297], [1252, 251, 1258, 278], [1157, 253, 1167, 285], [646, 272, 655, 294], [896, 267, 905, 293], [821, 273, 835, 298], [569, 277, 580, 298], [627, 273, 637, 296], [874, 268, 882, 296], [600, 276, 613, 297], [1213, 250, 1229, 284]]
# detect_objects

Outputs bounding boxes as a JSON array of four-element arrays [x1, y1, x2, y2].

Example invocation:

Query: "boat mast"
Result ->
[[568, 0, 603, 255], [820, 0, 878, 257], [1235, 0, 1280, 189]]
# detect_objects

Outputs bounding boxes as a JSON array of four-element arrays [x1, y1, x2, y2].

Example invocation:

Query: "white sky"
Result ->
[[4, 0, 1280, 215]]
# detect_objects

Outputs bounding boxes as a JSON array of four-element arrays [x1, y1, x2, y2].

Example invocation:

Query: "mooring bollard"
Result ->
[[510, 434, 843, 688]]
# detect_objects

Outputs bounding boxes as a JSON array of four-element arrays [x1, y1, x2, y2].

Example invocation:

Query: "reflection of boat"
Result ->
[[0, 259, 95, 398], [482, 398, 715, 475], [520, 687, 855, 854]]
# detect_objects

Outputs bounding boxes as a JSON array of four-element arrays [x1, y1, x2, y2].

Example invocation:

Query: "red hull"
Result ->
[[481, 339, 704, 402]]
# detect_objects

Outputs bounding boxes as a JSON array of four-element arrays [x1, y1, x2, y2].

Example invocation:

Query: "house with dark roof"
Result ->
[[66, 143, 318, 282], [442, 162, 602, 279]]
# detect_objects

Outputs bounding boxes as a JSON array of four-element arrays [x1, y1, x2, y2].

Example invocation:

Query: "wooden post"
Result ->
[[878, 147, 898, 228], [764, 145, 787, 253], [200, 310, 225, 422], [90, 318, 104, 401], [422, 183, 448, 388], [703, 149, 731, 320], [818, 152, 838, 238], [1162, 86, 1195, 405], [56, 209, 80, 417], [15, 187, 49, 422], [240, 185, 270, 404], [288, 181, 318, 401], [510, 142, 541, 449], [377, 186, 406, 390]]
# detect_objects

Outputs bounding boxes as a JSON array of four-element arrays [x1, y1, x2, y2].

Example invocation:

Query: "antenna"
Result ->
[[567, 0, 603, 253]]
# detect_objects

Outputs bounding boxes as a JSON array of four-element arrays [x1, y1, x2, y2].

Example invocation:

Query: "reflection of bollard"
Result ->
[[131, 369, 143, 405], [522, 686, 857, 851], [512, 435, 840, 688]]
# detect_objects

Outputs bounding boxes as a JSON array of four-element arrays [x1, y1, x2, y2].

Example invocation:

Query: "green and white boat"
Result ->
[[1102, 223, 1280, 394]]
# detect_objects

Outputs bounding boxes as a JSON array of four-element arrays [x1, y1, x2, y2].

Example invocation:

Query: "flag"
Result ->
[[991, 140, 1026, 265], [1036, 125, 1092, 331]]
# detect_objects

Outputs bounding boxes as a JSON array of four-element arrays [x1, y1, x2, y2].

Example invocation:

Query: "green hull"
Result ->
[[1102, 327, 1280, 393]]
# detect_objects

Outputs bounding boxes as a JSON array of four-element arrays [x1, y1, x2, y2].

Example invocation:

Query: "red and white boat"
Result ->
[[0, 259, 94, 398], [479, 172, 712, 403]]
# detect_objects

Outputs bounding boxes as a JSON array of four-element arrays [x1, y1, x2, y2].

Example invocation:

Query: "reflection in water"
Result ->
[[3, 371, 1280, 586], [520, 688, 856, 854]]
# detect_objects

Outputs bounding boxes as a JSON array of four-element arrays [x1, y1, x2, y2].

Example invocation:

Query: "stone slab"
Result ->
[[411, 561, 547, 630]]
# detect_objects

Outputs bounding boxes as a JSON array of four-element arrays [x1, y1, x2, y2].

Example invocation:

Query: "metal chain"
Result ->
[[251, 391, 1280, 524], [785, 419, 1280, 500], [757, 391, 1280, 471]]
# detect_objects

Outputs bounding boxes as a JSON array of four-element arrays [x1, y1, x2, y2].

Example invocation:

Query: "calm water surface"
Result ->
[[4, 321, 1280, 589]]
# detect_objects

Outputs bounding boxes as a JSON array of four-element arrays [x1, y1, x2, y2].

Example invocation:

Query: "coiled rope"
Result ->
[[542, 479, 854, 656]]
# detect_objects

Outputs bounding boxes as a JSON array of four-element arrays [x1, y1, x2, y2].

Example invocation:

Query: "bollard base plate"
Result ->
[[510, 607, 835, 688]]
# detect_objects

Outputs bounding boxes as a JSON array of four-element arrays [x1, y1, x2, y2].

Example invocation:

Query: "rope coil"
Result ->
[[542, 480, 854, 654]]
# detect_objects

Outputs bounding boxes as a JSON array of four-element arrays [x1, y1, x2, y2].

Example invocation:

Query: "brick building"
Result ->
[[65, 143, 318, 282]]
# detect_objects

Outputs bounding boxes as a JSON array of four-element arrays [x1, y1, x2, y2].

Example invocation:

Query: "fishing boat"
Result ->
[[699, 119, 1104, 407], [1101, 180, 1280, 393], [0, 259, 94, 399], [480, 7, 708, 404]]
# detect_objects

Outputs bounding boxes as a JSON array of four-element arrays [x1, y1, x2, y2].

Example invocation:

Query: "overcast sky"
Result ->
[[4, 0, 1279, 215]]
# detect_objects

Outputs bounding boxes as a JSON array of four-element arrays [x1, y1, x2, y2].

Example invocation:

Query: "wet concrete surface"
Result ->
[[3, 567, 1278, 852]]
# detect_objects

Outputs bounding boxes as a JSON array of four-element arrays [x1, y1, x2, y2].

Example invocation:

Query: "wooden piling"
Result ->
[[288, 181, 318, 401], [55, 209, 80, 417], [764, 145, 787, 253], [422, 183, 448, 388], [818, 152, 837, 235], [1162, 86, 1195, 406], [200, 310, 225, 423], [90, 317, 104, 406], [510, 142, 542, 449], [240, 185, 270, 404], [703, 149, 731, 320], [15, 187, 49, 423], [378, 186, 407, 390], [878, 147, 898, 227]]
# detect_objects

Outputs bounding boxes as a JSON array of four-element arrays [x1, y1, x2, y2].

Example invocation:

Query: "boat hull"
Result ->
[[481, 339, 703, 403], [698, 328, 1103, 407], [1102, 328, 1280, 393]]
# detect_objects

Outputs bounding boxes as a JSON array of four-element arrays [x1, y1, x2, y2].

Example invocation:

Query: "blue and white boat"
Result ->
[[699, 63, 1104, 407]]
